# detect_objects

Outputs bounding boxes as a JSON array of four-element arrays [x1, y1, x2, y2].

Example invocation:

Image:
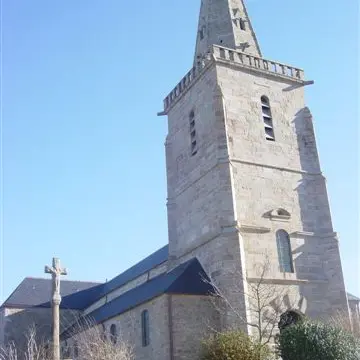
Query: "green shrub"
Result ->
[[200, 331, 271, 360], [278, 321, 360, 360]]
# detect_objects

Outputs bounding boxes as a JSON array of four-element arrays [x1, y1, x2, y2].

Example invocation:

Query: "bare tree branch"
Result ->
[[0, 317, 134, 360], [67, 316, 134, 360], [0, 326, 51, 360], [203, 255, 301, 349]]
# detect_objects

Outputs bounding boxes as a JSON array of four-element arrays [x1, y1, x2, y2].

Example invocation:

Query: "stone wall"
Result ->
[[65, 295, 170, 360], [170, 295, 220, 360], [165, 64, 232, 260], [165, 49, 349, 336], [165, 64, 251, 332], [0, 308, 5, 345], [105, 295, 170, 360], [63, 294, 220, 360], [216, 60, 349, 317], [349, 300, 360, 334]]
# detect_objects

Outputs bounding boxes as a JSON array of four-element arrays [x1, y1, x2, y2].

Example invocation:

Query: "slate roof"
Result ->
[[347, 292, 360, 302], [1, 278, 102, 310], [61, 257, 214, 339], [1, 245, 169, 311], [97, 245, 168, 300]]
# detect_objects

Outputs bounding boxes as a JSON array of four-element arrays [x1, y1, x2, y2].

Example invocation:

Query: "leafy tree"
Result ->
[[278, 321, 360, 360], [200, 331, 271, 360]]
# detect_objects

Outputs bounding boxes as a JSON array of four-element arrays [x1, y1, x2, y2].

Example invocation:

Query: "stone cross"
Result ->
[[45, 258, 67, 360]]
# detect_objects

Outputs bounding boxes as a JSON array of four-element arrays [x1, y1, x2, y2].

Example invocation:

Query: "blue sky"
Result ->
[[1, 0, 358, 302]]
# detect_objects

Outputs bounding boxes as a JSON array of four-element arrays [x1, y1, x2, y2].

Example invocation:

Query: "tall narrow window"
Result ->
[[261, 96, 275, 141], [199, 27, 205, 40], [239, 18, 246, 31], [74, 341, 79, 358], [110, 324, 117, 344], [63, 341, 70, 359], [101, 324, 107, 341], [276, 230, 294, 273], [141, 310, 150, 347], [189, 110, 198, 156]]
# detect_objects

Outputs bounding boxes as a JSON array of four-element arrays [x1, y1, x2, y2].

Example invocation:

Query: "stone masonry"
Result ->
[[164, 0, 350, 337], [1, 1, 354, 359]]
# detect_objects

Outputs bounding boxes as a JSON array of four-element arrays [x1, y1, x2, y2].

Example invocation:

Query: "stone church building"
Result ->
[[1, 0, 359, 359]]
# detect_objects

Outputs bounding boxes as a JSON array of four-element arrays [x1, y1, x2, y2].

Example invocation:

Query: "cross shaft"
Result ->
[[45, 257, 67, 360]]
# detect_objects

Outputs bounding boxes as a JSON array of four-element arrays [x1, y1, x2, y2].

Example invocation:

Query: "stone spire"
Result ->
[[194, 0, 262, 65]]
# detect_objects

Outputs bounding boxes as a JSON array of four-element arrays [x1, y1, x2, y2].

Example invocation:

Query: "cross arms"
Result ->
[[44, 258, 67, 276]]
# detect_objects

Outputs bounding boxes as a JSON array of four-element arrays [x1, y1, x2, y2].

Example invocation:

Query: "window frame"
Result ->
[[261, 95, 275, 141], [110, 323, 117, 344], [141, 309, 150, 347], [199, 28, 204, 40], [189, 110, 198, 156], [239, 18, 246, 31], [74, 341, 79, 358], [276, 230, 294, 273], [101, 323, 107, 341]]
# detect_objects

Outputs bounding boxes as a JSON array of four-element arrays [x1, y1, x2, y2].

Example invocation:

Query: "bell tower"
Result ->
[[159, 0, 350, 332]]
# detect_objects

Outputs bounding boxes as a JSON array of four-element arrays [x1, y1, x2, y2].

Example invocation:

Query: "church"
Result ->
[[1, 1, 359, 359]]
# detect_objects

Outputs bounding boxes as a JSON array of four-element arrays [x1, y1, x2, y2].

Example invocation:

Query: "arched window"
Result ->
[[261, 96, 275, 141], [279, 310, 304, 331], [276, 230, 294, 273], [110, 324, 117, 344], [141, 310, 150, 347]]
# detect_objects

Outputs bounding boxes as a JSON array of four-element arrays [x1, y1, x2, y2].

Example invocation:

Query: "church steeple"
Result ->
[[194, 0, 262, 65]]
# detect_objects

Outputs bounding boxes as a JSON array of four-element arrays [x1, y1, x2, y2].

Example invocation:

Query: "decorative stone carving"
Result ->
[[264, 208, 291, 221]]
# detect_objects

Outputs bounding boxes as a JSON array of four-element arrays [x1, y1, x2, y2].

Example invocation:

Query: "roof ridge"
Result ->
[[98, 245, 168, 301], [110, 245, 168, 279], [2, 278, 104, 310], [24, 277, 101, 284], [347, 292, 360, 301]]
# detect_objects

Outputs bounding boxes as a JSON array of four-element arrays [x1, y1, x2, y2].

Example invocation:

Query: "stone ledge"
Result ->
[[290, 231, 338, 239], [230, 157, 323, 176], [247, 277, 328, 285], [239, 225, 271, 234]]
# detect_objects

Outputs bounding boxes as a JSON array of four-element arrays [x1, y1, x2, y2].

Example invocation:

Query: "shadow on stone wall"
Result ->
[[291, 107, 348, 319]]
